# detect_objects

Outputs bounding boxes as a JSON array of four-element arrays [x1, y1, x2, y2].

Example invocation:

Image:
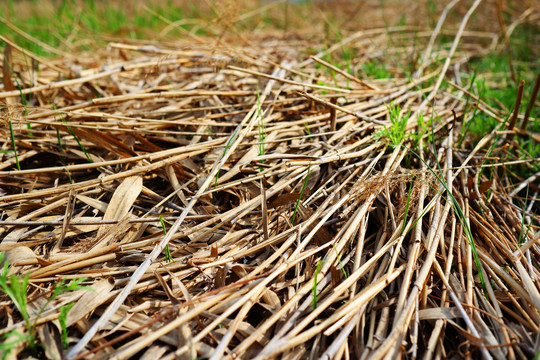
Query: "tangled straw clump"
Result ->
[[0, 3, 539, 359]]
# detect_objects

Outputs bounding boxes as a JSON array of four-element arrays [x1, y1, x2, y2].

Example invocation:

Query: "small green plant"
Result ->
[[414, 113, 433, 146], [159, 216, 174, 263], [361, 60, 391, 79], [311, 246, 347, 311], [375, 102, 410, 148], [58, 302, 74, 349], [466, 78, 502, 135], [0, 331, 28, 360], [204, 127, 215, 139], [0, 252, 87, 358], [304, 122, 313, 141], [401, 112, 436, 169], [314, 80, 329, 96]]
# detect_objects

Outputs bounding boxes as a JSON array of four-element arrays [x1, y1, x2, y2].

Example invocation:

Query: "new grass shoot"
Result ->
[[214, 125, 240, 193], [291, 164, 311, 225], [375, 102, 410, 148], [411, 145, 486, 292], [8, 120, 20, 170], [312, 246, 347, 311], [372, 97, 489, 293], [0, 252, 88, 357], [304, 121, 313, 141], [333, 244, 348, 279], [159, 216, 174, 263], [312, 260, 323, 310], [58, 303, 74, 349], [379, 109, 489, 293], [426, 121, 487, 292], [4, 52, 33, 139], [58, 116, 93, 163], [518, 185, 534, 246], [401, 175, 415, 235], [55, 128, 73, 184]]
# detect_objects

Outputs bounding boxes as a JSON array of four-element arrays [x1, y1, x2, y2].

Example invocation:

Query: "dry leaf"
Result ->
[[97, 175, 143, 238], [6, 246, 36, 267], [66, 277, 115, 327]]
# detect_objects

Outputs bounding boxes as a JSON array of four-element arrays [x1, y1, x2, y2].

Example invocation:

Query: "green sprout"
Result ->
[[0, 252, 87, 357], [312, 260, 323, 310], [159, 216, 174, 263], [291, 164, 311, 225], [59, 117, 93, 163], [58, 302, 74, 349], [375, 102, 410, 148], [8, 120, 20, 170]]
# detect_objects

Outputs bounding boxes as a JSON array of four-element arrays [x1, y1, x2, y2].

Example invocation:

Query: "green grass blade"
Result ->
[[159, 216, 174, 262], [56, 128, 64, 151], [518, 185, 533, 245], [332, 244, 347, 279], [215, 125, 240, 190], [60, 118, 93, 163], [312, 260, 323, 310], [403, 144, 487, 292], [0, 252, 32, 347], [291, 164, 311, 225], [59, 303, 75, 348], [33, 278, 89, 332], [8, 121, 20, 170], [401, 176, 415, 235], [304, 122, 313, 141]]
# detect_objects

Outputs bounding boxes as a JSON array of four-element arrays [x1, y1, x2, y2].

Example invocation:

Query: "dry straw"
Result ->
[[0, 1, 539, 359]]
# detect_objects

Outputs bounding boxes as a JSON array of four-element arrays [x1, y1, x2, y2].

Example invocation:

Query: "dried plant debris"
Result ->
[[1, 4, 539, 360]]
